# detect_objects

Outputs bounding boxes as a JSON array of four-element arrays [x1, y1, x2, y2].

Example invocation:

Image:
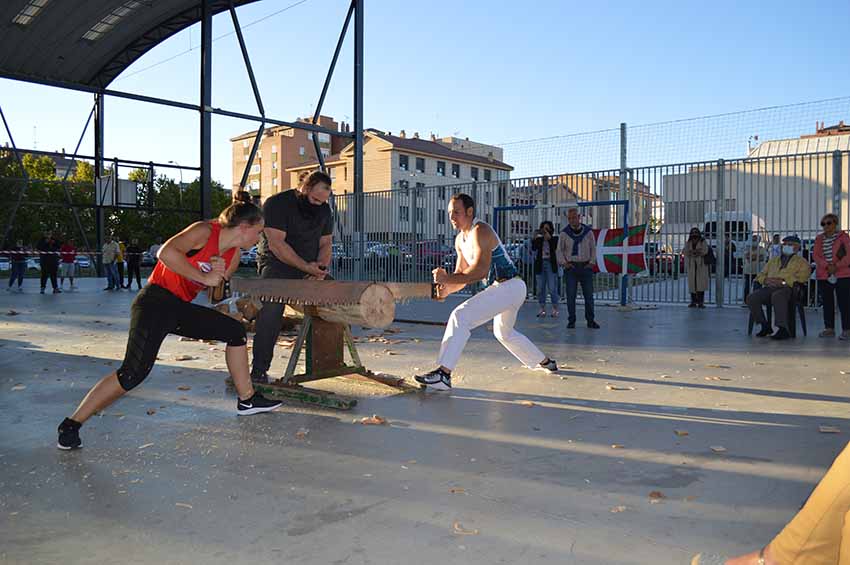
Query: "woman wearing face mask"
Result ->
[[814, 213, 850, 339], [532, 221, 560, 317], [682, 227, 710, 308]]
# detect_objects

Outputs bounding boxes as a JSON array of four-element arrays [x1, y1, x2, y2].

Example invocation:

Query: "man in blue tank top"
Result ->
[[415, 194, 558, 391]]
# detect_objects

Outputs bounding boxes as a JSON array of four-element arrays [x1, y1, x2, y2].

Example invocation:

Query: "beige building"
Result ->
[[229, 115, 350, 199], [294, 130, 512, 244], [660, 122, 850, 247], [286, 129, 512, 193]]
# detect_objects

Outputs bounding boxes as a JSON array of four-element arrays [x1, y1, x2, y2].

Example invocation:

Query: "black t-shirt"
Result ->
[[37, 238, 61, 265], [257, 189, 333, 278]]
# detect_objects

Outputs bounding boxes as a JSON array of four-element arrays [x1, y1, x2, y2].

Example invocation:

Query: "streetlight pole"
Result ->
[[168, 160, 183, 206]]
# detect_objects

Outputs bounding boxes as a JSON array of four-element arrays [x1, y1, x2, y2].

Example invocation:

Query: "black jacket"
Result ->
[[531, 233, 559, 274]]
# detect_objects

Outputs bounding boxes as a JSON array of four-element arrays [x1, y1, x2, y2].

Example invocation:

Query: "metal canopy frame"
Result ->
[[1, 0, 365, 276]]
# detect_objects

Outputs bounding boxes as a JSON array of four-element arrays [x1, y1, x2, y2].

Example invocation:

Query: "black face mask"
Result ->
[[297, 192, 324, 218], [689, 232, 700, 240]]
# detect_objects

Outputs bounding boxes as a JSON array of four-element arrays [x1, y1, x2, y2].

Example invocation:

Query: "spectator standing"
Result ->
[[532, 221, 560, 318], [813, 213, 850, 340], [5, 239, 27, 292], [102, 235, 120, 291], [682, 227, 710, 308], [125, 238, 143, 290], [37, 231, 61, 294], [59, 238, 77, 289]]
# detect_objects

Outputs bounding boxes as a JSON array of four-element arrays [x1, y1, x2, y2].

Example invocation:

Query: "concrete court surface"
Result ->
[[1, 278, 849, 565]]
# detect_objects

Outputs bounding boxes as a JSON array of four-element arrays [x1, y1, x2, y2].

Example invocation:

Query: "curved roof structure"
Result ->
[[0, 0, 260, 89]]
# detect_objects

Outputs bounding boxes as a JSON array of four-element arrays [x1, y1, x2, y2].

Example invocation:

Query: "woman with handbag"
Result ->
[[814, 213, 850, 339], [682, 227, 710, 308]]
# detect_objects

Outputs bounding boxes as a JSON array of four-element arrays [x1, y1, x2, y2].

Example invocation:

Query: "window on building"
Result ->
[[12, 0, 50, 26], [344, 167, 348, 181], [399, 154, 409, 171], [272, 178, 278, 187], [399, 180, 409, 189], [242, 140, 249, 148], [471, 167, 479, 181], [484, 169, 491, 182], [250, 164, 260, 174], [451, 164, 460, 178], [436, 161, 445, 176], [321, 149, 330, 159], [415, 182, 425, 188], [318, 132, 331, 143], [271, 145, 277, 153], [415, 157, 425, 173], [400, 206, 409, 222], [251, 180, 259, 190], [272, 162, 277, 169]]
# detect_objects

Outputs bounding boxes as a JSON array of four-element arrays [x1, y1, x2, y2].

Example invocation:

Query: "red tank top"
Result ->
[[148, 222, 238, 302]]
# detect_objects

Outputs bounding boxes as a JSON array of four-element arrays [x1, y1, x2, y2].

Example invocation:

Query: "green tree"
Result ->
[[72, 161, 95, 183], [22, 154, 56, 180]]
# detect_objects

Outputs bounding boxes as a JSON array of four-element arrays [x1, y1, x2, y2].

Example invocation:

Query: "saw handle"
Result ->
[[431, 283, 446, 302]]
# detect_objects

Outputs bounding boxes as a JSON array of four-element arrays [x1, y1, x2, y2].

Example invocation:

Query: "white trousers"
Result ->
[[437, 278, 546, 371]]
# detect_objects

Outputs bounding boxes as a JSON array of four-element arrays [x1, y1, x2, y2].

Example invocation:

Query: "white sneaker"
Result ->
[[414, 368, 452, 391], [532, 358, 558, 373]]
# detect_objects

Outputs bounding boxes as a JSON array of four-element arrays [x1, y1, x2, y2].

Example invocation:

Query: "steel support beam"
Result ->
[[94, 93, 106, 276], [353, 0, 365, 279], [200, 0, 213, 220]]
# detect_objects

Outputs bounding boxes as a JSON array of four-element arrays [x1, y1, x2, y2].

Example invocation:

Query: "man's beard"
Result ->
[[297, 193, 323, 218]]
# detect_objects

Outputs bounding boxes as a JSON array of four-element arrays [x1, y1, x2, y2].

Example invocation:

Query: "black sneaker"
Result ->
[[237, 391, 282, 416], [414, 368, 452, 391], [250, 369, 269, 385], [567, 321, 576, 329], [57, 417, 82, 450], [533, 358, 558, 373], [755, 325, 772, 338], [587, 321, 601, 329]]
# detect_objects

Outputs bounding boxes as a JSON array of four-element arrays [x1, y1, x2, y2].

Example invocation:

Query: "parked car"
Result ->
[[412, 240, 452, 269], [75, 255, 92, 269], [645, 242, 684, 275], [240, 246, 257, 266], [141, 252, 155, 267], [26, 258, 40, 271], [0, 259, 9, 272]]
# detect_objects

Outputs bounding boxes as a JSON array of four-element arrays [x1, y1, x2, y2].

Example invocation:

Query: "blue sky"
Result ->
[[1, 0, 849, 183]]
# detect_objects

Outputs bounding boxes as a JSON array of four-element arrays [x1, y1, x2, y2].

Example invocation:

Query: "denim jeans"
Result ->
[[536, 262, 559, 308], [105, 262, 119, 289]]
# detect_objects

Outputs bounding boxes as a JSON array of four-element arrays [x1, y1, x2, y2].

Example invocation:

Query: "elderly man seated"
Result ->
[[746, 234, 811, 340]]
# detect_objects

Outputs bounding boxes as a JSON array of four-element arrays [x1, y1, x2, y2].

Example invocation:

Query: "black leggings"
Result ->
[[116, 284, 247, 391]]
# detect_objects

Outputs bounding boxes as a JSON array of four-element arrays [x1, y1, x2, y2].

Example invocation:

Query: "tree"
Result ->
[[22, 154, 56, 180], [72, 161, 95, 183]]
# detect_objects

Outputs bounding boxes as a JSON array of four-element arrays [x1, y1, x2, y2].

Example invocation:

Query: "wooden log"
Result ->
[[235, 297, 262, 321], [315, 283, 395, 329]]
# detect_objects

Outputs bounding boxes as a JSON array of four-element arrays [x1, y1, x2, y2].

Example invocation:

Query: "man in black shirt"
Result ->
[[251, 171, 334, 382], [37, 230, 62, 294]]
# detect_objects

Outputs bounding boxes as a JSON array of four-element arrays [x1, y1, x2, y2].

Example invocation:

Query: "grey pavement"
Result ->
[[1, 277, 848, 564]]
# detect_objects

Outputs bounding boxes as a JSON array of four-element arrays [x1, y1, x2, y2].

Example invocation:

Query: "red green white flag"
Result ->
[[592, 224, 647, 274]]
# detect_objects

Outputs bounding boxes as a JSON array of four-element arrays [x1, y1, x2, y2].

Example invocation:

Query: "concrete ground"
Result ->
[[1, 278, 849, 564]]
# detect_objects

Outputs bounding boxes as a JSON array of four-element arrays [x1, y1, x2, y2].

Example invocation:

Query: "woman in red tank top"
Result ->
[[57, 195, 284, 450]]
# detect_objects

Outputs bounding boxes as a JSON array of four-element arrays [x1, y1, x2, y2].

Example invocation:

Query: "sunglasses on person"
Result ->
[[822, 221, 835, 227]]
